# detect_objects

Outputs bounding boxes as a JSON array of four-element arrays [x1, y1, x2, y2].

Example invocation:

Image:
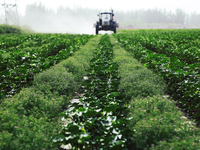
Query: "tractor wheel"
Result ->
[[96, 26, 99, 35], [113, 25, 116, 33]]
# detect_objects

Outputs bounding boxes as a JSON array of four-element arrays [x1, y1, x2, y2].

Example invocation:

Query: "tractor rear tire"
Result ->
[[96, 26, 99, 35], [113, 25, 116, 33]]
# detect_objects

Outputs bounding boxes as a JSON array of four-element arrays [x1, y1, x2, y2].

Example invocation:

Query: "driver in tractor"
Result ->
[[105, 15, 108, 19]]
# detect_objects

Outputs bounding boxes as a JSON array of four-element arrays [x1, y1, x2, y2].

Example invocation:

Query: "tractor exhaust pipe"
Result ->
[[112, 10, 113, 14]]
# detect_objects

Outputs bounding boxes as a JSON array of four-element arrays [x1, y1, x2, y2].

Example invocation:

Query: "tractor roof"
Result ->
[[100, 12, 112, 14]]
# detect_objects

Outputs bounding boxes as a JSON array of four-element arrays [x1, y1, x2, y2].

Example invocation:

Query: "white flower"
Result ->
[[181, 116, 187, 120], [21, 57, 25, 61], [83, 76, 88, 80]]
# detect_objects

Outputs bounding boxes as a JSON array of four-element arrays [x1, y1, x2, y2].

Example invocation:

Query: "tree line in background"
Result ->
[[1, 2, 200, 33], [115, 9, 199, 28]]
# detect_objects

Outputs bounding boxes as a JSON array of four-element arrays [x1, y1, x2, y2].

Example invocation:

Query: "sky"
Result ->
[[1, 0, 200, 16]]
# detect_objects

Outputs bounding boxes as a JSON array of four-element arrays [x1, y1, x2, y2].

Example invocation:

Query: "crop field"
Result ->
[[0, 33, 93, 100], [113, 29, 200, 124], [0, 29, 200, 150]]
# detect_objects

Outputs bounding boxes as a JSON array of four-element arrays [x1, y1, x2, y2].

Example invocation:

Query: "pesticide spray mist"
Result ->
[[20, 3, 113, 35]]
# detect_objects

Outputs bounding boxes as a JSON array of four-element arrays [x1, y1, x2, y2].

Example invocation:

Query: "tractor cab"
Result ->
[[98, 13, 113, 26]]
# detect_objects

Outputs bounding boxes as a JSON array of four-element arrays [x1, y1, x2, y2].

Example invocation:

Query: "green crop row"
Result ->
[[110, 35, 200, 150], [0, 34, 38, 49], [0, 32, 58, 50], [0, 24, 27, 34], [0, 34, 86, 71], [0, 33, 77, 53], [0, 34, 94, 101], [54, 34, 132, 149], [113, 33, 200, 125], [120, 29, 200, 64], [0, 35, 99, 150]]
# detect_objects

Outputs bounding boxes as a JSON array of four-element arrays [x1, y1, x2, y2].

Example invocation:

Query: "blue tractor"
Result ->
[[94, 10, 119, 35]]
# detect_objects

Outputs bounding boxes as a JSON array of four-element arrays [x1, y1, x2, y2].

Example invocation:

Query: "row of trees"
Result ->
[[9, 3, 200, 33], [115, 8, 200, 27]]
